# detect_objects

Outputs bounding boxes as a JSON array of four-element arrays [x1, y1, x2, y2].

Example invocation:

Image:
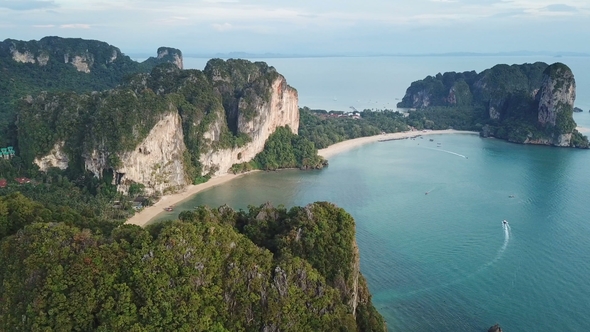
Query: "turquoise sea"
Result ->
[[153, 57, 590, 330]]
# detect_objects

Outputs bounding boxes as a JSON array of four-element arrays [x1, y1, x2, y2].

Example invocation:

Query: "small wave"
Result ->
[[424, 147, 467, 159]]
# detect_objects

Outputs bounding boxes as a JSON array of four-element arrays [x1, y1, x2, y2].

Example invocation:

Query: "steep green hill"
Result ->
[[0, 201, 386, 331], [0, 36, 182, 146], [397, 62, 588, 148]]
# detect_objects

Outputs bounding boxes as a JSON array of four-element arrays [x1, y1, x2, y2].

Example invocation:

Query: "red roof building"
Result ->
[[0, 178, 6, 188], [15, 177, 31, 184]]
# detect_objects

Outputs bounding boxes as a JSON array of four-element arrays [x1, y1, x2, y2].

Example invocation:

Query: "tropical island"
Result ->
[[1, 36, 587, 331]]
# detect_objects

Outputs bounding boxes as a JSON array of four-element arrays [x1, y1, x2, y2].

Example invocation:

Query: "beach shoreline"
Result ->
[[125, 172, 258, 227], [318, 129, 478, 158], [125, 129, 477, 227]]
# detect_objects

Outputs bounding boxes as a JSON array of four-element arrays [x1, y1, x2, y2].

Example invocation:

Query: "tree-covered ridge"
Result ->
[[397, 62, 589, 148], [15, 58, 290, 184], [0, 36, 182, 146], [298, 108, 409, 149], [0, 201, 386, 331]]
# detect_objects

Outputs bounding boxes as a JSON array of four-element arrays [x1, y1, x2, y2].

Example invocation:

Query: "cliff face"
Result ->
[[200, 76, 299, 176], [33, 141, 69, 170], [535, 63, 576, 146], [85, 112, 188, 194], [1, 36, 123, 73], [20, 58, 300, 194]]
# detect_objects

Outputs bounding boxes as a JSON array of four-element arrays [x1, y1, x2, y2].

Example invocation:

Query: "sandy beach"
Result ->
[[318, 129, 478, 158], [125, 172, 257, 227], [126, 129, 477, 227]]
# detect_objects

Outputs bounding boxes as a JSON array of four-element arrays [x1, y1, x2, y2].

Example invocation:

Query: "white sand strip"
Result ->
[[125, 172, 257, 227], [318, 129, 478, 159]]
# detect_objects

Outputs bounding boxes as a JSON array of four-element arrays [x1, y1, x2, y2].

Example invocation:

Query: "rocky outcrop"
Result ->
[[82, 112, 187, 195], [67, 54, 93, 73], [537, 63, 576, 127], [157, 47, 183, 69], [11, 50, 36, 64], [200, 76, 299, 176], [397, 62, 587, 148], [33, 141, 69, 171], [488, 323, 503, 332], [534, 63, 576, 146], [140, 47, 184, 70], [21, 57, 301, 194], [1, 37, 182, 74], [113, 112, 187, 194]]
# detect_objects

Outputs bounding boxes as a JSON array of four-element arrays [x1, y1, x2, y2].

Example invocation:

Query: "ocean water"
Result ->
[[155, 56, 590, 330], [153, 133, 590, 331]]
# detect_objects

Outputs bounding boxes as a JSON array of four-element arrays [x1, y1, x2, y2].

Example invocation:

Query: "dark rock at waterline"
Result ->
[[574, 107, 584, 112], [488, 323, 502, 332]]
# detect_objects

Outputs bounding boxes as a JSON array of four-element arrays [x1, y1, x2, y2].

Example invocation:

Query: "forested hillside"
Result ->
[[0, 36, 181, 146], [0, 201, 386, 331]]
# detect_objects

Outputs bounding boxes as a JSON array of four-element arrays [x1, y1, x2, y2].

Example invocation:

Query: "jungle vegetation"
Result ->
[[0, 200, 386, 331]]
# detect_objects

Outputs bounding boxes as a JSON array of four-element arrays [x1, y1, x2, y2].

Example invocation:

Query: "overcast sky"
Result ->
[[1, 0, 589, 55]]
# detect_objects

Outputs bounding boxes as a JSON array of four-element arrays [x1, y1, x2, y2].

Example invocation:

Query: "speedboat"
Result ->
[[502, 220, 508, 225]]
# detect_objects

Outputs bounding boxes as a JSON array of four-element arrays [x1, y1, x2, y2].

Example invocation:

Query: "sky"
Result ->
[[1, 0, 589, 56]]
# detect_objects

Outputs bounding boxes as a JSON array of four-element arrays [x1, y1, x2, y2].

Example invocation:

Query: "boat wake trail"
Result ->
[[382, 222, 511, 300], [483, 223, 511, 268], [424, 147, 468, 159]]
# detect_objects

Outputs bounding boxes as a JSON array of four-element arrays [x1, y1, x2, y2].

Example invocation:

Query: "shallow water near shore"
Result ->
[[153, 130, 590, 331]]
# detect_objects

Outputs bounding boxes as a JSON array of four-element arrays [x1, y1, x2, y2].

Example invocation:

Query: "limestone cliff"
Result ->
[[1, 36, 122, 73], [397, 62, 588, 148], [33, 141, 69, 170], [243, 202, 386, 331], [534, 63, 576, 146], [140, 46, 183, 70], [200, 75, 299, 176], [0, 37, 187, 148], [19, 58, 301, 194], [95, 112, 188, 194]]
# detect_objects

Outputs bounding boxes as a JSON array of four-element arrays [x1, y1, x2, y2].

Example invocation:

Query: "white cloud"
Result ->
[[0, 0, 57, 11], [212, 22, 232, 31], [60, 23, 90, 29], [1, 0, 590, 54]]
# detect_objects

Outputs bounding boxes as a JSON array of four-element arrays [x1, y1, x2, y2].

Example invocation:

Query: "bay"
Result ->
[[156, 56, 590, 330], [152, 131, 590, 331]]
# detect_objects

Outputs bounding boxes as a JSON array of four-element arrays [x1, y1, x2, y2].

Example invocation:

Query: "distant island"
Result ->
[[397, 62, 589, 148]]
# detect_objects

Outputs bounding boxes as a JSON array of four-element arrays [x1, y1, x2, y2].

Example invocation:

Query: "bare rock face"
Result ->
[[537, 63, 576, 127], [116, 112, 188, 194], [11, 49, 36, 64], [200, 75, 299, 176], [83, 112, 188, 195], [66, 54, 93, 73], [156, 47, 183, 69], [34, 141, 69, 170]]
